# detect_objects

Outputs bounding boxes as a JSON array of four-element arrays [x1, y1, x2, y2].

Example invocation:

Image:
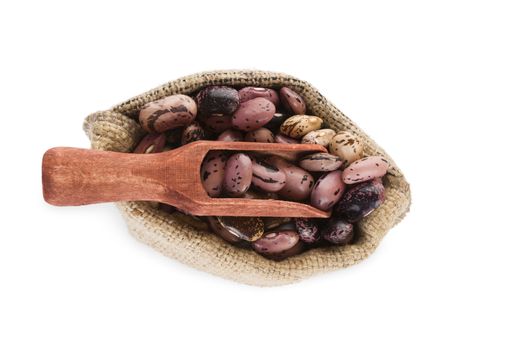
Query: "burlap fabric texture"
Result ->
[[82, 70, 411, 286]]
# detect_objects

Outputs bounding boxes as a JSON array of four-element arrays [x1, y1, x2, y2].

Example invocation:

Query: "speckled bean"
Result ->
[[279, 87, 306, 115], [181, 121, 207, 145], [133, 133, 166, 154], [334, 178, 385, 222], [328, 131, 364, 167], [342, 156, 389, 184], [232, 97, 275, 131], [267, 156, 314, 201], [223, 153, 252, 197], [322, 218, 354, 244], [251, 158, 286, 192], [139, 94, 197, 133], [310, 170, 345, 211], [196, 86, 239, 115], [298, 152, 343, 172], [280, 115, 323, 139], [301, 129, 336, 147], [217, 129, 244, 142], [244, 128, 275, 143], [238, 87, 279, 105], [252, 230, 303, 260], [200, 151, 227, 197], [295, 218, 320, 243]]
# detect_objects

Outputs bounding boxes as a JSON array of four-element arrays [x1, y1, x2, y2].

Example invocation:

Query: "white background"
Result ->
[[1, 1, 524, 349]]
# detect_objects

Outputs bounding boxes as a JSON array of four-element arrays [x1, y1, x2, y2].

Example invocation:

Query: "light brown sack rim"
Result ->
[[83, 70, 411, 286]]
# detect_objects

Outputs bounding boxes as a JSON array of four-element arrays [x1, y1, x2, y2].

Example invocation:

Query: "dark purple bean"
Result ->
[[217, 129, 244, 142], [133, 133, 166, 154], [223, 153, 252, 197], [251, 158, 286, 192], [238, 87, 279, 105], [232, 97, 275, 131], [252, 230, 303, 260], [196, 86, 239, 115], [295, 218, 320, 243], [322, 218, 354, 244], [334, 178, 385, 222], [200, 151, 227, 197], [310, 170, 345, 210], [265, 112, 288, 131], [279, 87, 306, 115]]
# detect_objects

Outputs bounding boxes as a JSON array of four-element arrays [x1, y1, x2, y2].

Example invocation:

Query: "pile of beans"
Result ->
[[134, 85, 387, 260]]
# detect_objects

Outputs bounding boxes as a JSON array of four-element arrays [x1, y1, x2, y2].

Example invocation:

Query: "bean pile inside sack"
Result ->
[[134, 86, 387, 260]]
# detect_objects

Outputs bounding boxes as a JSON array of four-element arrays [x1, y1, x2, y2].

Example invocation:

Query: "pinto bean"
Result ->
[[251, 158, 286, 192], [342, 156, 389, 184], [279, 87, 306, 115], [223, 153, 252, 197], [139, 94, 197, 133], [298, 152, 343, 172], [232, 97, 275, 131], [252, 230, 303, 260], [244, 128, 275, 143], [200, 151, 227, 197], [238, 87, 279, 105], [310, 170, 345, 211]]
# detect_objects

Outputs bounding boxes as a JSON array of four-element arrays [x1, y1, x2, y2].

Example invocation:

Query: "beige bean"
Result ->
[[280, 115, 323, 139]]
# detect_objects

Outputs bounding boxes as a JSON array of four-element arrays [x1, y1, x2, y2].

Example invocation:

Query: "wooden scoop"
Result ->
[[42, 141, 330, 218]]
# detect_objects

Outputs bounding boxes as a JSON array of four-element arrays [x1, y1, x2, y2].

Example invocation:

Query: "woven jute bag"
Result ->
[[82, 70, 411, 286]]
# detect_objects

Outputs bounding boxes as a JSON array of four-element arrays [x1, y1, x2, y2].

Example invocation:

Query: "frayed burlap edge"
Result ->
[[83, 70, 411, 286]]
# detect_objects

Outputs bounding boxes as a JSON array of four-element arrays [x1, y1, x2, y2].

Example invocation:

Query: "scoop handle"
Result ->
[[42, 147, 168, 206]]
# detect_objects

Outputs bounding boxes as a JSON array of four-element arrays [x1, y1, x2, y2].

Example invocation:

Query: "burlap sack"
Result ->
[[83, 70, 411, 286]]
